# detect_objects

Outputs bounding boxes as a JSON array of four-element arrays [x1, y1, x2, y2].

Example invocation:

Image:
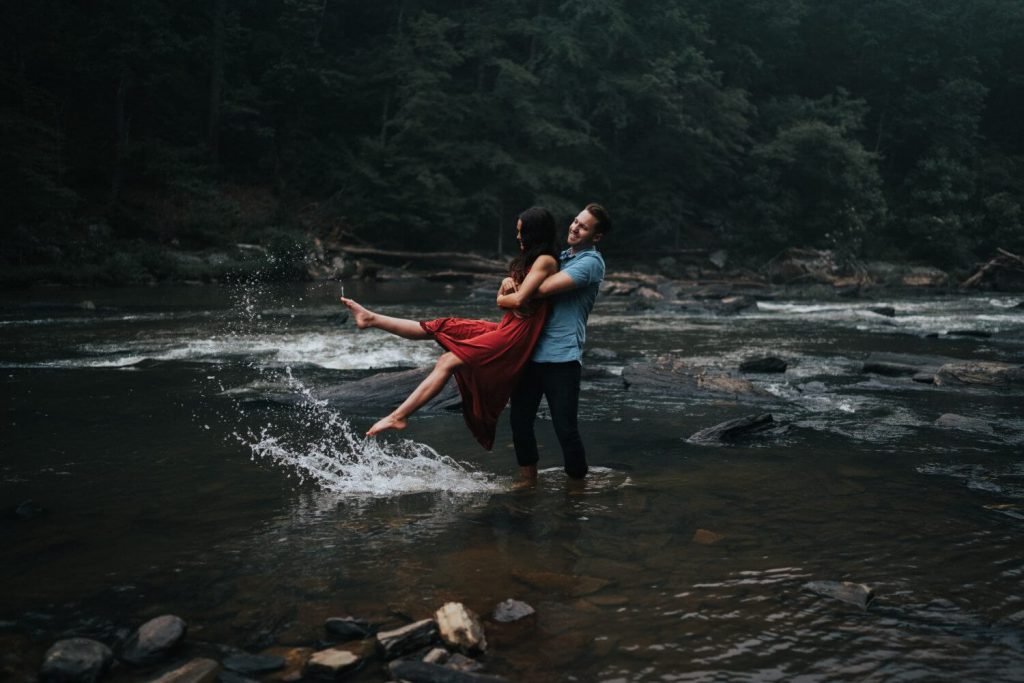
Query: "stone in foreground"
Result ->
[[435, 602, 486, 655], [147, 658, 220, 683], [387, 659, 508, 683], [803, 581, 875, 610], [687, 413, 786, 445], [41, 637, 113, 683], [324, 617, 373, 641], [121, 615, 188, 665], [934, 413, 994, 434], [376, 618, 439, 660], [303, 648, 361, 679], [491, 599, 535, 623]]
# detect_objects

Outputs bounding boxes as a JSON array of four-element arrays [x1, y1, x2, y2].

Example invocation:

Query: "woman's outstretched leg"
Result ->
[[339, 297, 429, 339], [367, 352, 463, 436]]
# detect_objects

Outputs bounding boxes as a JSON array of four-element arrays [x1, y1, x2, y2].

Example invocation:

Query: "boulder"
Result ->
[[387, 660, 507, 683], [435, 603, 486, 655], [935, 361, 1024, 388], [41, 638, 113, 683], [491, 600, 535, 624], [376, 619, 439, 660], [318, 367, 460, 412], [739, 357, 787, 373], [303, 648, 362, 679], [860, 352, 959, 378], [934, 414, 994, 434], [324, 617, 373, 641], [766, 248, 839, 284], [623, 358, 771, 398], [687, 414, 787, 445], [802, 581, 875, 610], [147, 658, 220, 683], [121, 615, 187, 666]]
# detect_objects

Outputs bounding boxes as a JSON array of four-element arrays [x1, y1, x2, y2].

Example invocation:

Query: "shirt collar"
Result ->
[[561, 245, 597, 261]]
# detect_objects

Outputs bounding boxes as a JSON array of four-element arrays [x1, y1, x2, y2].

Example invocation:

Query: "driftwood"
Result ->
[[327, 244, 506, 274], [961, 248, 1024, 289]]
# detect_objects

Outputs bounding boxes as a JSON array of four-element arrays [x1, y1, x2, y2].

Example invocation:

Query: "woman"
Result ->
[[339, 207, 559, 449]]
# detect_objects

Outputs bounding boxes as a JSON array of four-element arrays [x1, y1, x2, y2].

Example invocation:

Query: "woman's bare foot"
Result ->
[[339, 297, 376, 329], [366, 413, 407, 437]]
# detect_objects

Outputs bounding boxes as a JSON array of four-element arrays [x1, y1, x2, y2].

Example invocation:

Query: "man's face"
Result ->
[[567, 209, 602, 251]]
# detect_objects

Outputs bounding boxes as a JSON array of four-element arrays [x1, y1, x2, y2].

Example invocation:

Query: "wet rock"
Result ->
[[376, 619, 439, 660], [687, 414, 787, 445], [324, 617, 373, 641], [766, 248, 839, 284], [512, 570, 611, 596], [739, 356, 787, 373], [303, 648, 362, 679], [717, 295, 756, 313], [445, 654, 484, 673], [623, 358, 771, 398], [584, 347, 620, 362], [263, 647, 310, 682], [691, 529, 725, 545], [491, 600, 535, 623], [935, 361, 1024, 388], [387, 660, 507, 683], [435, 603, 486, 655], [934, 414, 994, 434], [901, 266, 948, 287], [6, 499, 47, 520], [148, 658, 220, 683], [912, 372, 936, 384], [867, 306, 896, 317], [41, 637, 113, 683], [222, 654, 285, 675], [121, 615, 187, 665], [318, 367, 460, 412], [803, 581, 875, 610], [635, 286, 663, 302], [422, 648, 448, 664], [861, 352, 957, 378], [709, 249, 728, 269]]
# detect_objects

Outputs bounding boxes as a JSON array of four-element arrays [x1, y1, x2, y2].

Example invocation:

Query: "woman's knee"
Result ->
[[436, 352, 463, 372]]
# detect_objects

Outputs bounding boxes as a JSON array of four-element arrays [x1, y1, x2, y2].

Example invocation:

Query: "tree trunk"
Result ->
[[111, 65, 129, 204], [207, 0, 226, 164]]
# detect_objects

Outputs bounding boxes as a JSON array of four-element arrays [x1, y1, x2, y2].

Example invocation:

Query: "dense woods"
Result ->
[[2, 0, 1023, 281]]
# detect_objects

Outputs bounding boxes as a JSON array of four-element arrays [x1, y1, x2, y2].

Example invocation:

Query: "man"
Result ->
[[497, 202, 611, 486]]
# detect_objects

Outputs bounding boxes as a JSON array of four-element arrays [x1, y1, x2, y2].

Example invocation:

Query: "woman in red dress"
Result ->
[[339, 207, 559, 449]]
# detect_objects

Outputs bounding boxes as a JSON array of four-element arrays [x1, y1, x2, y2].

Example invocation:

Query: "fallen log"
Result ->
[[960, 248, 1024, 289]]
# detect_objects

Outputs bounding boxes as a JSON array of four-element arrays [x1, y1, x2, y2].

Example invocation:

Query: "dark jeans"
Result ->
[[509, 361, 588, 479]]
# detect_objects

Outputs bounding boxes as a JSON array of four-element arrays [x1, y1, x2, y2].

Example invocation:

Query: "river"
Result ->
[[2, 278, 1023, 681]]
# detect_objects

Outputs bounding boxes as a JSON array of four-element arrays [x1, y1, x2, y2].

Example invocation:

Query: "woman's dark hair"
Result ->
[[509, 206, 558, 284]]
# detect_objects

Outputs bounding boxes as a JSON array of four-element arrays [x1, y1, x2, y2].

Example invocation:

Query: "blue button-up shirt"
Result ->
[[531, 247, 605, 363]]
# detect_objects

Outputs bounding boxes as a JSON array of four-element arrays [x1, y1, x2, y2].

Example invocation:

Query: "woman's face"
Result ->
[[516, 219, 524, 251]]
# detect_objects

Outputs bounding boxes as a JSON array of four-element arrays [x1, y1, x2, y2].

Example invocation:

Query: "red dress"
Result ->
[[420, 302, 550, 450]]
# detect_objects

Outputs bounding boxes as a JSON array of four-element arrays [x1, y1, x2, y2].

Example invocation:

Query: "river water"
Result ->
[[2, 278, 1023, 681]]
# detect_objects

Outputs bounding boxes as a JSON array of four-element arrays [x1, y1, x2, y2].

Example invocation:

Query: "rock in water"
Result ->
[[146, 658, 219, 683], [376, 619, 439, 660], [867, 306, 896, 317], [435, 603, 486, 655], [121, 615, 187, 665], [803, 581, 875, 609], [387, 660, 508, 683], [687, 414, 785, 445], [324, 617, 373, 641], [739, 356, 787, 373], [41, 638, 113, 683], [935, 361, 1024, 388], [491, 600, 535, 623], [934, 414, 994, 434], [221, 653, 285, 675], [303, 648, 361, 679]]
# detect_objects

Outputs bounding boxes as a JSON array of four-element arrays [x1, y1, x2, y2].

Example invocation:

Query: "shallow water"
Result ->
[[2, 280, 1023, 681]]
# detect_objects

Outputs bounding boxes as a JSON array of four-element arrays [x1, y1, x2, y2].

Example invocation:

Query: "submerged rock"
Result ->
[[318, 367, 460, 412], [41, 638, 113, 683], [387, 660, 507, 683], [491, 600, 535, 623], [691, 529, 725, 545], [121, 615, 187, 666], [148, 658, 220, 683], [512, 570, 610, 596], [324, 617, 373, 641], [687, 414, 787, 445], [6, 499, 47, 520], [376, 619, 439, 660], [803, 581, 875, 610], [739, 356, 787, 373], [934, 413, 995, 434], [935, 361, 1024, 388], [435, 603, 486, 655], [221, 653, 285, 675]]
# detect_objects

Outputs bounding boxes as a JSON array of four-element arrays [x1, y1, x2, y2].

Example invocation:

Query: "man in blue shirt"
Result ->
[[497, 203, 611, 486]]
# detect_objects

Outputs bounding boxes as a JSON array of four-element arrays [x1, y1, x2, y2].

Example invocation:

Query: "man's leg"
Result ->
[[509, 362, 545, 481], [542, 361, 587, 479]]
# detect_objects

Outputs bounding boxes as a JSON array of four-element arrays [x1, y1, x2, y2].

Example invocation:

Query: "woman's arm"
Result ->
[[496, 255, 558, 310]]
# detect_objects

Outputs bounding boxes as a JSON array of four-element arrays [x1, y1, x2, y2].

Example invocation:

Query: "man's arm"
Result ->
[[534, 271, 579, 298]]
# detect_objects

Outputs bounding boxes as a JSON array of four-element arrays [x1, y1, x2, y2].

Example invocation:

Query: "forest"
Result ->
[[2, 0, 1023, 283]]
